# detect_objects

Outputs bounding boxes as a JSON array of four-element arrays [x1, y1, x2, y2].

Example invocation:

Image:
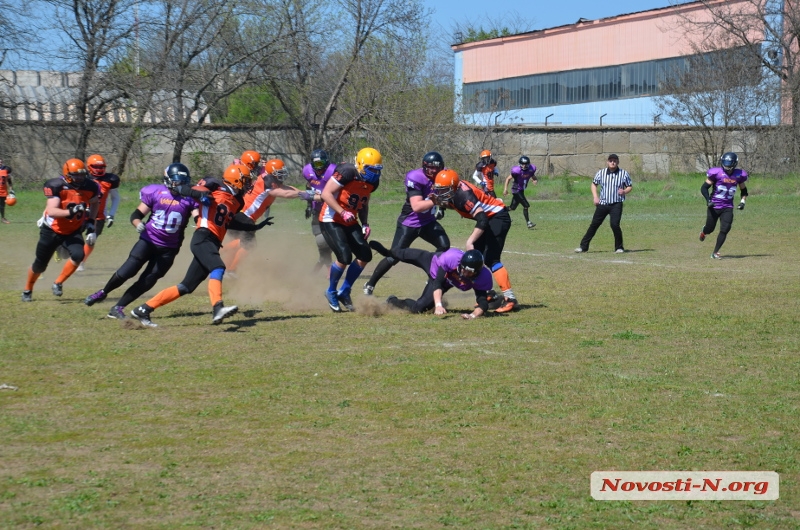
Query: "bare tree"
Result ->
[[268, 0, 429, 159], [683, 0, 800, 166], [655, 46, 774, 168], [34, 0, 143, 159]]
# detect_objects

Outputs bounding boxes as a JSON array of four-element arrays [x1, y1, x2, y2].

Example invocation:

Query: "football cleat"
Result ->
[[527, 221, 536, 229], [131, 305, 157, 327], [212, 302, 238, 324], [325, 290, 342, 312], [107, 305, 126, 320], [51, 283, 63, 297], [495, 297, 519, 313], [574, 247, 585, 253], [76, 262, 85, 272], [711, 252, 722, 260], [615, 248, 625, 254], [363, 282, 374, 296], [337, 290, 355, 311], [84, 289, 107, 306], [699, 231, 706, 242], [21, 290, 32, 302]]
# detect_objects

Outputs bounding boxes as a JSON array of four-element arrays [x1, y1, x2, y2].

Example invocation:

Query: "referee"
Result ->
[[575, 154, 633, 253]]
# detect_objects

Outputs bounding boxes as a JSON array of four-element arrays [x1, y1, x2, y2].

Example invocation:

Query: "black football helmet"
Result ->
[[458, 249, 484, 279], [720, 152, 738, 173], [310, 149, 329, 176], [519, 156, 531, 170], [164, 163, 191, 190], [422, 151, 444, 179]]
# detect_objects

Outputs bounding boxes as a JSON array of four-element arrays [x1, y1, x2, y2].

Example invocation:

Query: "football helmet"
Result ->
[[240, 150, 261, 173], [458, 249, 484, 279], [355, 147, 383, 185], [519, 156, 531, 170], [223, 163, 253, 194], [310, 149, 330, 176], [480, 149, 492, 164], [263, 158, 288, 184], [422, 151, 444, 179], [86, 154, 106, 177], [432, 169, 459, 202], [164, 163, 191, 190], [720, 152, 738, 173], [62, 158, 88, 185], [5, 193, 16, 206]]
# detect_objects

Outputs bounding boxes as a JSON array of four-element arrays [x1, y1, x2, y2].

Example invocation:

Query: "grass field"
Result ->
[[1, 174, 799, 528]]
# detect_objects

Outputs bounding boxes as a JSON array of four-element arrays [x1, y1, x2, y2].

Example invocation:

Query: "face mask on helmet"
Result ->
[[62, 159, 87, 185], [519, 156, 531, 170], [355, 147, 383, 185], [432, 169, 459, 203], [720, 152, 738, 173], [422, 151, 444, 179], [87, 154, 106, 177], [240, 151, 261, 173], [310, 149, 329, 176], [264, 159, 288, 185], [457, 250, 484, 279], [164, 163, 191, 190], [223, 164, 252, 194]]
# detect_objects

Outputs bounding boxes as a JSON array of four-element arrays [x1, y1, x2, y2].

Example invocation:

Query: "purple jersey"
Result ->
[[430, 248, 494, 292], [398, 168, 437, 228], [509, 165, 537, 193], [302, 162, 336, 210], [707, 167, 748, 209], [139, 184, 196, 248]]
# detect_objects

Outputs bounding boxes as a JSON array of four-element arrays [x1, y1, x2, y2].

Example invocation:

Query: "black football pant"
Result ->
[[103, 238, 180, 307], [320, 222, 372, 265], [31, 225, 84, 274], [703, 207, 734, 254], [579, 202, 624, 251], [178, 228, 225, 294], [473, 209, 511, 269], [367, 221, 450, 287], [386, 248, 451, 314]]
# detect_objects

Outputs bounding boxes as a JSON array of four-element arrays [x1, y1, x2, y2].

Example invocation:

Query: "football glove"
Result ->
[[305, 204, 312, 219], [85, 232, 97, 247], [298, 190, 314, 201], [737, 201, 745, 210], [68, 203, 85, 217], [362, 224, 371, 240], [341, 210, 355, 223], [707, 199, 714, 208], [106, 215, 114, 228], [256, 217, 274, 229], [136, 222, 146, 233]]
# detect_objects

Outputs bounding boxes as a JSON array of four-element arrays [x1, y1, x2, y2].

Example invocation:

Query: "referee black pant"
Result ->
[[579, 202, 624, 252]]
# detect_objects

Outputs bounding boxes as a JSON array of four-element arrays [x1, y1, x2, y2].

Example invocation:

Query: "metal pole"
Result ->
[[545, 113, 554, 126]]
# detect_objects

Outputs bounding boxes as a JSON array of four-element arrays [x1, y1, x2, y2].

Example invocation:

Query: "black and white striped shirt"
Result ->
[[593, 168, 632, 205]]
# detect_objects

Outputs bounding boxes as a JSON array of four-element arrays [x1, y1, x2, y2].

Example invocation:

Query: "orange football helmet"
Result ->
[[5, 193, 16, 206], [62, 158, 88, 184], [86, 154, 106, 177], [433, 169, 459, 202], [240, 151, 261, 172], [222, 163, 253, 194], [263, 159, 288, 184]]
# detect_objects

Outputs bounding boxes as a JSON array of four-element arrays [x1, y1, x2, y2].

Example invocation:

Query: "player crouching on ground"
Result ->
[[129, 164, 273, 327], [370, 240, 493, 320]]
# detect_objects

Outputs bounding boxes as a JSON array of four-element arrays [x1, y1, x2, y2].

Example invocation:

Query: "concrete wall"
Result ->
[[0, 121, 765, 187]]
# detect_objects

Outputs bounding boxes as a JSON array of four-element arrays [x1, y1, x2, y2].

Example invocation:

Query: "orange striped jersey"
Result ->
[[240, 175, 278, 221], [195, 177, 244, 241], [476, 159, 497, 192], [0, 166, 10, 197], [93, 173, 121, 220], [448, 180, 506, 219], [319, 163, 378, 226], [43, 177, 101, 235]]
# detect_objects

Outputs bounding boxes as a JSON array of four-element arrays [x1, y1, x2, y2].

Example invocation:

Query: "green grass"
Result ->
[[1, 174, 799, 528]]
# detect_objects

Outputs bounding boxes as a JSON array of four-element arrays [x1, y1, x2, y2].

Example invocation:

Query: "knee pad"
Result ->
[[490, 262, 504, 273], [32, 261, 48, 274], [209, 268, 225, 281], [177, 283, 191, 296]]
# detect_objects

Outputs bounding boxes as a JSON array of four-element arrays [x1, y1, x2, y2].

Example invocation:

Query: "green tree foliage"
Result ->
[[216, 86, 288, 124]]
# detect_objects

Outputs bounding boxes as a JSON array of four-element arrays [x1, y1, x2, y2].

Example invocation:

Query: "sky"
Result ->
[[423, 0, 684, 36]]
